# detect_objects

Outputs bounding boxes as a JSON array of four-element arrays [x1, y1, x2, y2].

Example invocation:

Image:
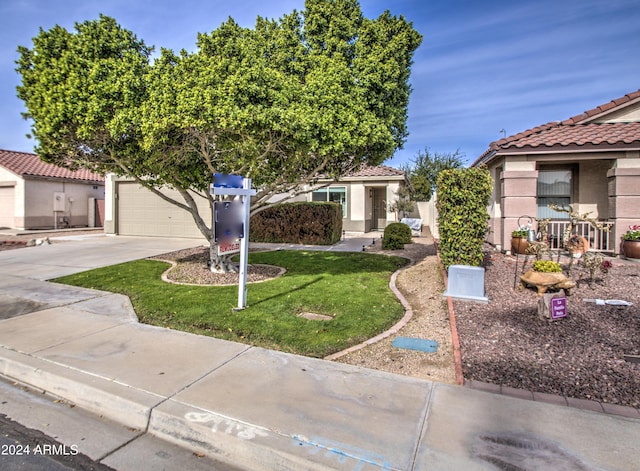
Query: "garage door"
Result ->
[[0, 186, 15, 228], [116, 182, 211, 238]]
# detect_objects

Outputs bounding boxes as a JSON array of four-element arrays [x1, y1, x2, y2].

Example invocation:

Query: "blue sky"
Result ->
[[1, 0, 638, 166]]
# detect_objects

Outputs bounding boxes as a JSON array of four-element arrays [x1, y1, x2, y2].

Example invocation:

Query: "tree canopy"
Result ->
[[401, 148, 465, 201], [16, 0, 422, 247]]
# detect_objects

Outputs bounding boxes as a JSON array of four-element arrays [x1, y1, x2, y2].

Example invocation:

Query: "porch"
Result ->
[[545, 220, 616, 253]]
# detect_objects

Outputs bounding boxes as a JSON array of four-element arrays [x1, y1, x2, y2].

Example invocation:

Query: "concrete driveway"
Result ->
[[0, 234, 204, 319], [0, 234, 204, 280]]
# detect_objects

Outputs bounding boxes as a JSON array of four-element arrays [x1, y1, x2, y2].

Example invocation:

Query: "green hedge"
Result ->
[[250, 202, 343, 245], [436, 167, 492, 269], [382, 222, 412, 250]]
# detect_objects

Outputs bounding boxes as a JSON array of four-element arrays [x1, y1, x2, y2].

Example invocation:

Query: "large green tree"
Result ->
[[16, 0, 422, 271], [402, 148, 465, 201]]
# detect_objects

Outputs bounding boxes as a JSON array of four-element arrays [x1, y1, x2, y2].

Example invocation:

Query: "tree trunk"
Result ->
[[208, 242, 237, 273]]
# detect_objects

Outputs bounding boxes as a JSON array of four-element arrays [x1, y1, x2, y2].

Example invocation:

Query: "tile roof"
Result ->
[[472, 89, 640, 166], [562, 89, 640, 124], [346, 165, 406, 178], [0, 149, 104, 183], [495, 122, 640, 151]]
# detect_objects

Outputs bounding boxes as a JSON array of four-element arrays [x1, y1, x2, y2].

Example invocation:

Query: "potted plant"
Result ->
[[622, 225, 640, 261], [511, 229, 530, 255]]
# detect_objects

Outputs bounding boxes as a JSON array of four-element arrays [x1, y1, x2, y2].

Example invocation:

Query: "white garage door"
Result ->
[[0, 186, 15, 228], [116, 182, 211, 238]]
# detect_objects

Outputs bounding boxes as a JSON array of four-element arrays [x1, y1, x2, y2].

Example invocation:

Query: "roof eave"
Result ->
[[494, 141, 640, 155], [470, 149, 497, 168], [23, 174, 105, 185]]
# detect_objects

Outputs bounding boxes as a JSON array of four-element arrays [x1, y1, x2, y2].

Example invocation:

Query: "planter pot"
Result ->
[[519, 270, 576, 296], [622, 239, 640, 260], [511, 237, 529, 255]]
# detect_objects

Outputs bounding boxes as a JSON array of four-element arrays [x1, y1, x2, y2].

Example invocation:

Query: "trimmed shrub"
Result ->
[[382, 222, 412, 250], [250, 202, 342, 245], [436, 167, 492, 269]]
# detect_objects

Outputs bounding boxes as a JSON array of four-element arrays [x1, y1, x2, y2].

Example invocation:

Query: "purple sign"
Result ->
[[551, 297, 567, 320]]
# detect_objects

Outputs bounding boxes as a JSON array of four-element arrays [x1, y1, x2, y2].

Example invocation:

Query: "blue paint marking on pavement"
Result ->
[[392, 337, 438, 353]]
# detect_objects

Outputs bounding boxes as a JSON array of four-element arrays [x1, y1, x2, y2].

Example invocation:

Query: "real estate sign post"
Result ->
[[211, 173, 257, 310]]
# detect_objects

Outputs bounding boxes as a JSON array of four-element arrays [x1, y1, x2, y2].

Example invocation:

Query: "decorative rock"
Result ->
[[537, 290, 566, 320], [519, 270, 576, 296]]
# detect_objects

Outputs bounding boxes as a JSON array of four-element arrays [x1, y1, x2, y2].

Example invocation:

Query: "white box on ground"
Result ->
[[443, 265, 489, 303]]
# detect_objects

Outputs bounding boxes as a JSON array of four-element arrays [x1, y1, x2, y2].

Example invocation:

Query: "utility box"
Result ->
[[443, 265, 489, 303], [53, 192, 66, 212]]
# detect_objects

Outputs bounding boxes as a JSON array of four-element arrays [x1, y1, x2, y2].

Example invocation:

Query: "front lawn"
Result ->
[[53, 250, 408, 358]]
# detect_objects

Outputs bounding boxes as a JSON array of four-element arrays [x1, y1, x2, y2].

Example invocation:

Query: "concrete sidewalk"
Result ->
[[1, 235, 639, 470]]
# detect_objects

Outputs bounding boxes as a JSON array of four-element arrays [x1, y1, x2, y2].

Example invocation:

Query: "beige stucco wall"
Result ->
[[574, 160, 612, 218], [595, 101, 640, 123], [106, 173, 407, 236], [23, 179, 104, 229], [416, 200, 438, 238], [608, 158, 640, 252], [307, 179, 405, 232], [0, 167, 20, 228]]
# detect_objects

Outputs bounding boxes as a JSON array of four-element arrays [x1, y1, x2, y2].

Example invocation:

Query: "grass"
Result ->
[[53, 250, 408, 358]]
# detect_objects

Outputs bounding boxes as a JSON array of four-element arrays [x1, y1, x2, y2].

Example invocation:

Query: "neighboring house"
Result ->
[[471, 89, 640, 255], [104, 165, 410, 238], [0, 149, 105, 230]]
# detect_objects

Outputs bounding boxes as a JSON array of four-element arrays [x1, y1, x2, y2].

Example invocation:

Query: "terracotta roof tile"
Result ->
[[473, 89, 640, 166], [0, 149, 104, 183], [347, 165, 405, 178], [562, 89, 640, 125], [498, 122, 640, 150]]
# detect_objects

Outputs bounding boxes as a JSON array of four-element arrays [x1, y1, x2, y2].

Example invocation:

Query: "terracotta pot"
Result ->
[[622, 239, 640, 260], [511, 237, 528, 255]]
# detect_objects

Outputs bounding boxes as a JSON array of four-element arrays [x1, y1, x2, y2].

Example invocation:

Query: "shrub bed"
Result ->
[[250, 202, 342, 245], [382, 222, 412, 250]]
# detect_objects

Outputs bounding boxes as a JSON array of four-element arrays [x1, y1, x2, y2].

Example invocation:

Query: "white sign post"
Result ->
[[210, 174, 256, 311]]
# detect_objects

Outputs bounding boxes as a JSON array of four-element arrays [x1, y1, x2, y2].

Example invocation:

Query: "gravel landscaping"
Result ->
[[455, 246, 640, 409]]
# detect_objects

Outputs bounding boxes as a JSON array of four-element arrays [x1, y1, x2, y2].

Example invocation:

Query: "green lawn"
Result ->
[[53, 251, 408, 358]]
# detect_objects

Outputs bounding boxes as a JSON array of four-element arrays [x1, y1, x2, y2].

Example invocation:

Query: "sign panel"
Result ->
[[211, 173, 256, 310], [214, 200, 244, 242], [550, 297, 567, 320]]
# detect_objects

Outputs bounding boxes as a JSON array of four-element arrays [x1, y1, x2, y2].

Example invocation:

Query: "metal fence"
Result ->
[[544, 220, 615, 252]]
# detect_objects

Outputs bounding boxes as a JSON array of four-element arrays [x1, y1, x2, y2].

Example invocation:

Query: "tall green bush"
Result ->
[[436, 167, 492, 269]]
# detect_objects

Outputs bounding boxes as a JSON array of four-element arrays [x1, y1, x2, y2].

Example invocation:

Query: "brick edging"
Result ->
[[434, 240, 464, 386], [464, 379, 640, 419]]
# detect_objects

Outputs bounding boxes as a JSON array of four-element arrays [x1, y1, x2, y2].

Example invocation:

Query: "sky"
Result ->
[[0, 0, 638, 167]]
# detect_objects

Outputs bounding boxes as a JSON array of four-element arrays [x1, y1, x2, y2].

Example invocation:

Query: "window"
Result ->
[[537, 170, 572, 219], [312, 187, 346, 217]]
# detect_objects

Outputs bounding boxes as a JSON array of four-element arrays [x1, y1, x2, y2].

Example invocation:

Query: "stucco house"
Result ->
[[0, 149, 105, 230], [471, 89, 640, 255], [104, 165, 409, 238]]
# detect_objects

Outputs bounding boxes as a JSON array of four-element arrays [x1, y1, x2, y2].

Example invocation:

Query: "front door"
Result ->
[[372, 188, 387, 230]]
